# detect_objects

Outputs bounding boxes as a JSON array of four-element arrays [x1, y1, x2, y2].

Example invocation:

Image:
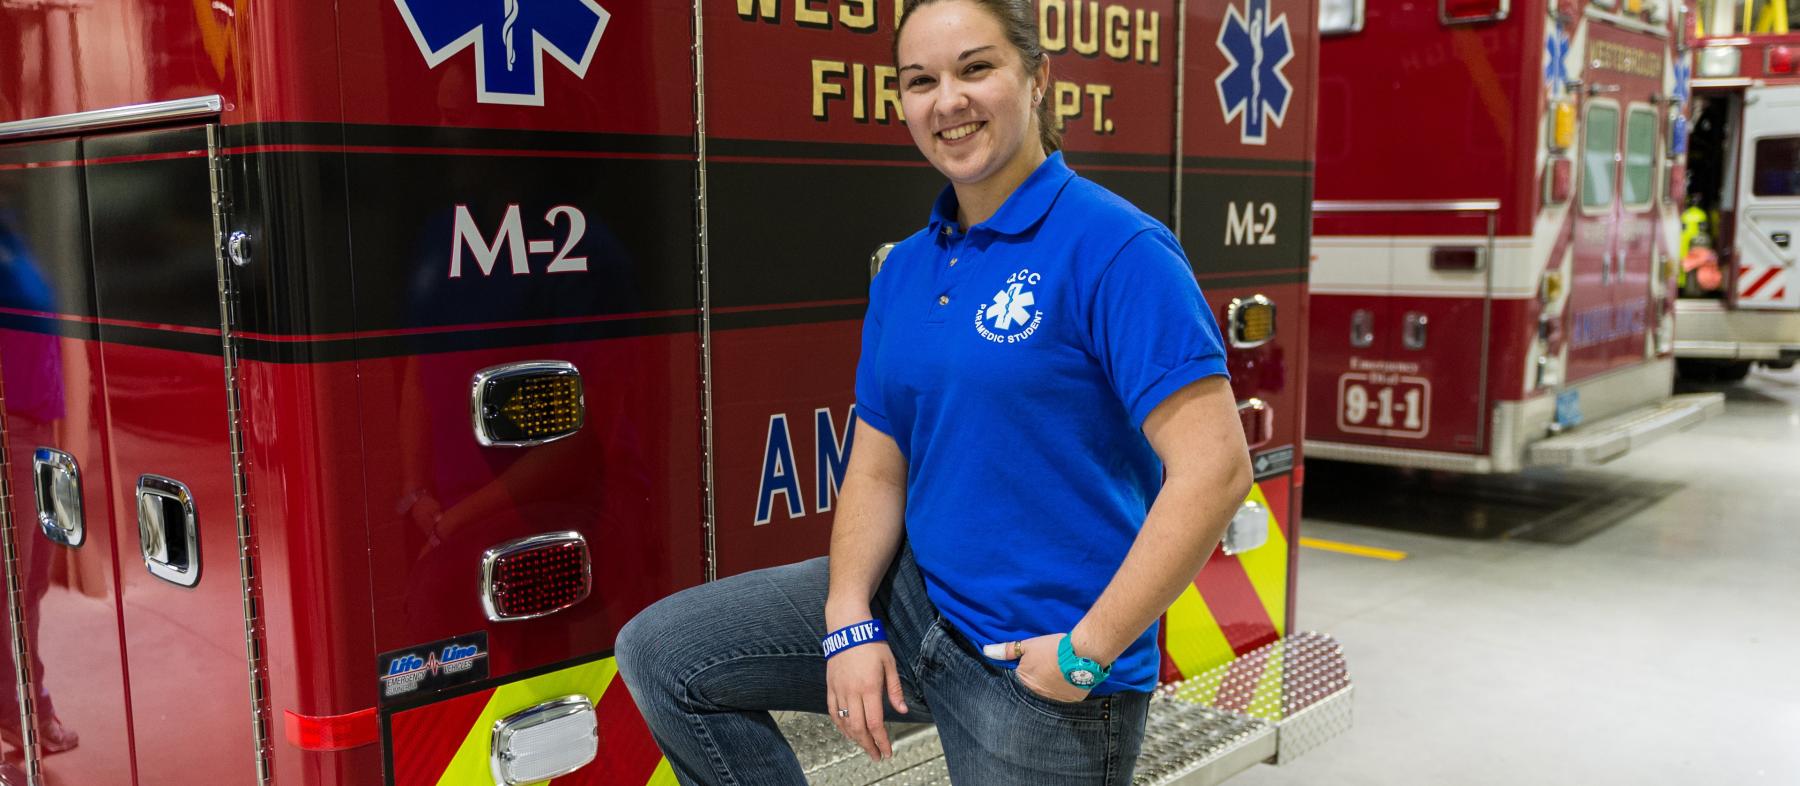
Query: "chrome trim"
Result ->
[[136, 475, 201, 588], [1226, 294, 1277, 349], [1583, 4, 1670, 36], [480, 531, 593, 622], [1690, 77, 1755, 88], [694, 0, 718, 584], [1171, 0, 1189, 239], [30, 448, 83, 548], [210, 125, 274, 783], [1403, 312, 1429, 350], [469, 360, 586, 448], [1311, 199, 1502, 212], [1321, 0, 1367, 34], [490, 695, 598, 785], [1439, 0, 1508, 25], [1350, 309, 1375, 348], [1305, 440, 1498, 472], [1221, 499, 1271, 556], [226, 231, 252, 267], [870, 243, 895, 278], [0, 95, 223, 141], [0, 374, 45, 782]]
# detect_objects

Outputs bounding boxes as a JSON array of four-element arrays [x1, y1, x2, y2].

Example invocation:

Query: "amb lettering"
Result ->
[[757, 406, 857, 525]]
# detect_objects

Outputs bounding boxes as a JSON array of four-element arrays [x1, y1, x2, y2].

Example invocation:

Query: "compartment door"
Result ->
[[1733, 85, 1800, 310], [85, 125, 258, 785], [1567, 99, 1625, 382], [0, 136, 137, 785]]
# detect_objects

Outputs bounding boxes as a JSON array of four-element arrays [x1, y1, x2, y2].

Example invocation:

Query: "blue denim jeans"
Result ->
[[615, 548, 1151, 785]]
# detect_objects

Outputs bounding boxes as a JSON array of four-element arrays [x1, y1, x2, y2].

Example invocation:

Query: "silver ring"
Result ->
[[837, 707, 850, 718]]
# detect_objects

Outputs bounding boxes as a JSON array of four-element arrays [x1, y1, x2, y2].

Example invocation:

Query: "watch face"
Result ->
[[1071, 669, 1095, 687]]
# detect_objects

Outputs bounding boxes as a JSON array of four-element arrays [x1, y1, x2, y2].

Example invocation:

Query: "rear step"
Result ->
[[1527, 392, 1725, 467], [782, 632, 1352, 785]]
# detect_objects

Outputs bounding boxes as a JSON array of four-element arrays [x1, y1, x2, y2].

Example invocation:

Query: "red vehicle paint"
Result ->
[[1308, 0, 1698, 472], [0, 0, 1317, 783]]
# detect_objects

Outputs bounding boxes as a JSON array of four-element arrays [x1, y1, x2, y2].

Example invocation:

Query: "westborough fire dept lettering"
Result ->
[[450, 203, 590, 278], [757, 406, 858, 525]]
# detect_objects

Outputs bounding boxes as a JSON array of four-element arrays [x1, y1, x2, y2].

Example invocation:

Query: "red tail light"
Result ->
[[1238, 398, 1274, 451], [481, 532, 593, 622], [1769, 46, 1797, 75], [1441, 0, 1507, 23]]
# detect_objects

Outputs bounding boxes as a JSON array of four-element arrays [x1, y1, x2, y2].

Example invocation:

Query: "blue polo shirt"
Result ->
[[854, 152, 1228, 695]]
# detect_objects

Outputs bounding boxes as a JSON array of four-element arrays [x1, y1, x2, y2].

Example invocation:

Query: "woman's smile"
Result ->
[[938, 121, 987, 142]]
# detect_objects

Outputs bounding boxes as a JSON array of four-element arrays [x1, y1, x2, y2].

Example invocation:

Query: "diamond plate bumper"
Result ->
[[782, 632, 1352, 785], [1527, 392, 1724, 467]]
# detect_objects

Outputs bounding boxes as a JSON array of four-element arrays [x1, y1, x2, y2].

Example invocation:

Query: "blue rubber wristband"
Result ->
[[821, 620, 887, 660]]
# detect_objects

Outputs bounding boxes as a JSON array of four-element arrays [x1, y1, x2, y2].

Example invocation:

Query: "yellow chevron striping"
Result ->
[[646, 758, 680, 785], [1235, 483, 1289, 639], [1247, 644, 1286, 722], [1163, 583, 1235, 689], [437, 659, 621, 785]]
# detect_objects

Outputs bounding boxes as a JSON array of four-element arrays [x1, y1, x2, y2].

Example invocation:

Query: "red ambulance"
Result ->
[[1676, 0, 1800, 376], [1307, 0, 1723, 472], [0, 0, 1345, 783]]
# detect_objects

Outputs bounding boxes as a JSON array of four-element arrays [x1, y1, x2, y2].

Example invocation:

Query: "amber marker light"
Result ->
[[471, 361, 586, 447], [1227, 294, 1277, 349]]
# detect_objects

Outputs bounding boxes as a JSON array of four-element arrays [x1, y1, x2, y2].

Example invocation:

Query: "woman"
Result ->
[[614, 0, 1251, 782]]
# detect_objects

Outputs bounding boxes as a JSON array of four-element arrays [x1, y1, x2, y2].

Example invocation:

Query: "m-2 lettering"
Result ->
[[1225, 201, 1278, 246], [449, 204, 590, 278]]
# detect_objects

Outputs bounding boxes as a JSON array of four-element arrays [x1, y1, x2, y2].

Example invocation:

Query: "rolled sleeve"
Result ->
[[1089, 230, 1230, 428]]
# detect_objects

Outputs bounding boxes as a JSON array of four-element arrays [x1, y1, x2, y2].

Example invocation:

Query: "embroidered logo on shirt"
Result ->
[[975, 269, 1044, 344]]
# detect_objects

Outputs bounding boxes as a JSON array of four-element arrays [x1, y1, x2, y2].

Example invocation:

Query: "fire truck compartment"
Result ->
[[1674, 299, 1800, 360], [780, 632, 1352, 786]]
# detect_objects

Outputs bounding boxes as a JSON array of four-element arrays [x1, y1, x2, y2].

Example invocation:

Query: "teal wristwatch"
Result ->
[[1057, 635, 1111, 689]]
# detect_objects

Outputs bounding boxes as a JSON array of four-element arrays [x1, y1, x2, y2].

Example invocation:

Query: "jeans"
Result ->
[[614, 548, 1151, 786]]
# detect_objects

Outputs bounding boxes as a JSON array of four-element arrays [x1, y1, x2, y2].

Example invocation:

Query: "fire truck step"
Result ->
[[780, 632, 1353, 785], [1527, 392, 1726, 467]]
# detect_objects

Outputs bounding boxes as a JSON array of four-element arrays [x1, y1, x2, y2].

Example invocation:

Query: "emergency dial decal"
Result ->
[[1215, 0, 1294, 145], [975, 269, 1045, 344], [393, 0, 611, 106]]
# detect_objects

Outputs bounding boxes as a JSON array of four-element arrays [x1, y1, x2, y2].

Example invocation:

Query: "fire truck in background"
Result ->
[[0, 0, 1346, 784], [1305, 0, 1723, 472], [1675, 0, 1800, 379]]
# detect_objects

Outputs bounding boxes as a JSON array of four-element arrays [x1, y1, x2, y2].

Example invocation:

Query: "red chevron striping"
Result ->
[[1194, 551, 1279, 656], [1776, 287, 1788, 301], [1262, 478, 1291, 539], [553, 679, 666, 785], [1740, 266, 1783, 299], [388, 688, 495, 786]]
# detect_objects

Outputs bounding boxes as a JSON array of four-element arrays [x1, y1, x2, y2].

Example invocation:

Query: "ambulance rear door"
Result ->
[[1732, 84, 1800, 309]]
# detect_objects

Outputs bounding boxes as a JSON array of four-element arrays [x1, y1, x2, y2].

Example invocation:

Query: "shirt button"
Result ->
[[950, 258, 958, 267], [938, 295, 949, 305], [941, 226, 953, 236]]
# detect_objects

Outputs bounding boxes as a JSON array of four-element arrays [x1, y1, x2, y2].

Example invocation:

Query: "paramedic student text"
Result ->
[[616, 0, 1250, 782]]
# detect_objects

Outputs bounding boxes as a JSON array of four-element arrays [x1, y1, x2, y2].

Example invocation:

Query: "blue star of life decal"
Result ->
[[1544, 23, 1572, 97], [1215, 0, 1294, 145], [1672, 57, 1691, 104], [393, 0, 610, 106]]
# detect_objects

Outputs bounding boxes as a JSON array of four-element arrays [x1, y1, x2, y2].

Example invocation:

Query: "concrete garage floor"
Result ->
[[1232, 367, 1800, 786]]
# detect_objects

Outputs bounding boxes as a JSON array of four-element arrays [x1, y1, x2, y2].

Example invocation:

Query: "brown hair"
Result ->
[[893, 0, 1062, 154]]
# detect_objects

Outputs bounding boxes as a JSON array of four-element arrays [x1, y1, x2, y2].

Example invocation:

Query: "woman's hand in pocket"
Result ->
[[992, 634, 1092, 703]]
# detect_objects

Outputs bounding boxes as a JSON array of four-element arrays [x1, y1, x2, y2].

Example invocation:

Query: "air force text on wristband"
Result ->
[[821, 619, 887, 660]]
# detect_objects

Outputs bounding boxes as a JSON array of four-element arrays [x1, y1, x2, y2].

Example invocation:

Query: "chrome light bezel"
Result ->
[[469, 360, 586, 448], [490, 695, 598, 785], [480, 531, 593, 622], [1227, 294, 1278, 349]]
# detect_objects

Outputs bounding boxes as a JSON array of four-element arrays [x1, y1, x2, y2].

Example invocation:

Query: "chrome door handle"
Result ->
[[1402, 311, 1429, 350], [137, 475, 200, 587]]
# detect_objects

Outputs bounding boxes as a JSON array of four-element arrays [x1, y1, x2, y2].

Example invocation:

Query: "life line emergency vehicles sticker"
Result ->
[[392, 0, 611, 106], [378, 632, 492, 705], [1215, 0, 1294, 144]]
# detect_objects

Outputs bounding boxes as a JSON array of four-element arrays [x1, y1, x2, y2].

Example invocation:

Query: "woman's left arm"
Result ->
[[1012, 374, 1251, 701]]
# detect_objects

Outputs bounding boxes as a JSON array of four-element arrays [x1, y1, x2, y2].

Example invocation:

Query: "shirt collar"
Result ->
[[926, 152, 1075, 239]]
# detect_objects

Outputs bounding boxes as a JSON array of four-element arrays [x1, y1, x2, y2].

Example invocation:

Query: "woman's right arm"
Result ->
[[824, 418, 909, 761]]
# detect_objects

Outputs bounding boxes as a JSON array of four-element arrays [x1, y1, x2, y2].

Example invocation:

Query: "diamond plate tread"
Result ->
[[1528, 392, 1725, 467], [786, 633, 1352, 785]]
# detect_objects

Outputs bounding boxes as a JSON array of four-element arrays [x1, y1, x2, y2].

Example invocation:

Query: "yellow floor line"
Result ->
[[1299, 537, 1409, 561]]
